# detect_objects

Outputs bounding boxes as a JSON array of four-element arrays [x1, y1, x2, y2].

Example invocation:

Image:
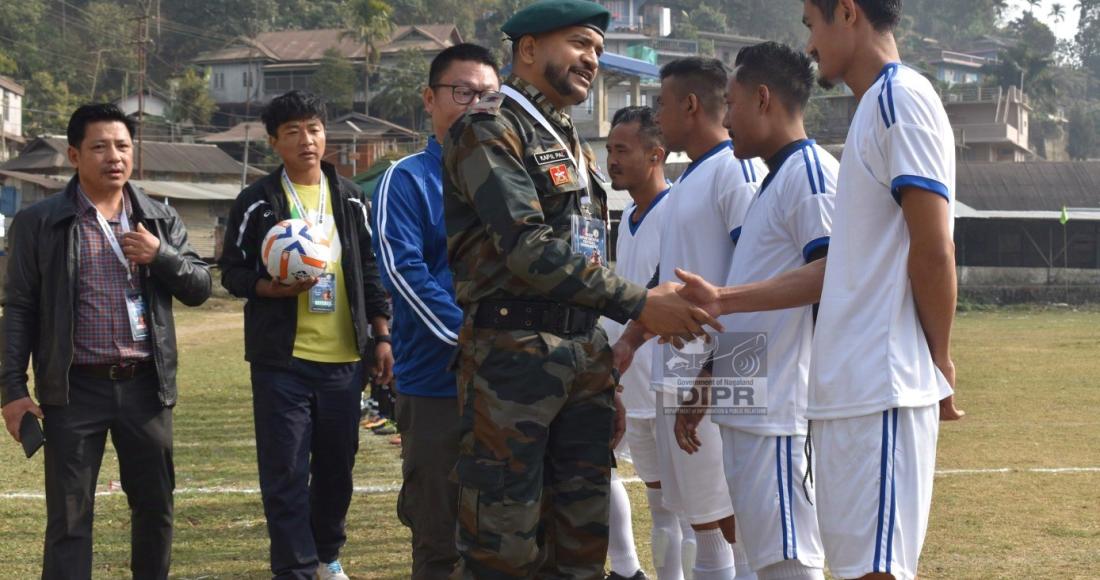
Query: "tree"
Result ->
[[169, 68, 216, 125], [1051, 3, 1066, 22], [311, 48, 357, 115], [24, 72, 80, 137], [1077, 0, 1100, 97], [473, 0, 537, 65], [372, 49, 429, 130], [1067, 105, 1097, 159], [689, 5, 727, 34], [346, 0, 394, 113]]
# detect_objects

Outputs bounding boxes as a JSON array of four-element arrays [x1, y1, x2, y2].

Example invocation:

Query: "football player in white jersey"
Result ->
[[671, 2, 965, 579], [614, 57, 766, 580], [674, 41, 834, 580], [602, 106, 681, 580]]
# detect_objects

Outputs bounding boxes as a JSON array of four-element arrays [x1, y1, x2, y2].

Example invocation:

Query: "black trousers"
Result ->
[[250, 358, 364, 580], [395, 393, 461, 580], [41, 371, 174, 580]]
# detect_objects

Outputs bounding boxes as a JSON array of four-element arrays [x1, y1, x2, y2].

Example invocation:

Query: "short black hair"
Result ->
[[261, 90, 327, 137], [660, 57, 728, 118], [611, 106, 664, 151], [734, 42, 816, 112], [808, 0, 902, 32], [430, 43, 500, 87], [67, 103, 136, 148]]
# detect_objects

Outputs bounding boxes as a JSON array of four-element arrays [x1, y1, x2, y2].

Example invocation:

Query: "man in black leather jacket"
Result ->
[[0, 103, 211, 580]]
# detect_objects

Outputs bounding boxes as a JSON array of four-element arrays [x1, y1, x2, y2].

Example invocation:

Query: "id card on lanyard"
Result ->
[[80, 188, 149, 341], [282, 171, 337, 313], [501, 86, 606, 265]]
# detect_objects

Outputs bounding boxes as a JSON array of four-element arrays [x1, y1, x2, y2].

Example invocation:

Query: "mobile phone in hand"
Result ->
[[19, 412, 44, 458]]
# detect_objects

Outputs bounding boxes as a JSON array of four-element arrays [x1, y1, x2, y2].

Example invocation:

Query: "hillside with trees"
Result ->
[[1, 0, 1099, 158]]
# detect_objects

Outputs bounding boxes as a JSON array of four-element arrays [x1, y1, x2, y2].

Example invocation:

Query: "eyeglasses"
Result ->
[[431, 84, 490, 105]]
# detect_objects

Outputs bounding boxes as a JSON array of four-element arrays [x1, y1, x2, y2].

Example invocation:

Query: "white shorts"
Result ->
[[812, 405, 940, 580], [624, 416, 661, 484], [720, 426, 825, 572], [655, 392, 735, 525]]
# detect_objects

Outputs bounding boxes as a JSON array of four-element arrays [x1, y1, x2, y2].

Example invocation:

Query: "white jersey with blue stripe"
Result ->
[[809, 63, 956, 420], [602, 188, 670, 418], [650, 140, 766, 394], [714, 139, 837, 436]]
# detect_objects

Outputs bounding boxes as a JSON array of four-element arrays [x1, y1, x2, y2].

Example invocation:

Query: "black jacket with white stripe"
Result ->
[[219, 161, 390, 368]]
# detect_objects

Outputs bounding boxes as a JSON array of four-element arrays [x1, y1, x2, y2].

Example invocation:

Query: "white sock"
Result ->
[[732, 541, 756, 580], [646, 488, 684, 580], [608, 473, 641, 576], [681, 518, 697, 580], [692, 527, 735, 580], [756, 560, 825, 580]]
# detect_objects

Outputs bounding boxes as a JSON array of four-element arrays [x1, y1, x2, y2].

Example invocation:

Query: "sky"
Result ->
[[1003, 0, 1080, 41]]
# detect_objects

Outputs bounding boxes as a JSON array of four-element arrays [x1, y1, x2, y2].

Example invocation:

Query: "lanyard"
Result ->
[[500, 85, 590, 192], [281, 170, 328, 228], [80, 189, 133, 282]]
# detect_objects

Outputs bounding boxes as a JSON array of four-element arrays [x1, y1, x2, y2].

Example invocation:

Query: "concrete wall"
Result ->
[[958, 266, 1100, 304]]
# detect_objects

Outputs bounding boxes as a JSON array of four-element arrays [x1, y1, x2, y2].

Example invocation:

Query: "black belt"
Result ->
[[70, 360, 156, 381], [473, 300, 599, 336]]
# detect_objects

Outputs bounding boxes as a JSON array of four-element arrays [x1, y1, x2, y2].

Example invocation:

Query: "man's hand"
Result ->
[[935, 356, 965, 421], [121, 222, 161, 265], [611, 390, 626, 450], [255, 277, 317, 298], [2, 397, 43, 443], [638, 282, 723, 342], [675, 268, 722, 318], [674, 406, 706, 454], [371, 341, 395, 385]]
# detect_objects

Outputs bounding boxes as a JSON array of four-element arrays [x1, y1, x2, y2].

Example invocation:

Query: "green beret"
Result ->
[[501, 0, 611, 40]]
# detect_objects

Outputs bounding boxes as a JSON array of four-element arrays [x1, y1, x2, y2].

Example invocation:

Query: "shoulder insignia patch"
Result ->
[[469, 91, 505, 115]]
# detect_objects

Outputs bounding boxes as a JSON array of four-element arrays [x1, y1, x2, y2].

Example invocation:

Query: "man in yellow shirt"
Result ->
[[220, 90, 393, 580]]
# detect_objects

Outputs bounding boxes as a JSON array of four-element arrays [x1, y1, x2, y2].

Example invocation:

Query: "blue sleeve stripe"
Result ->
[[878, 65, 898, 128], [801, 148, 818, 195], [730, 226, 742, 244], [376, 158, 459, 345], [890, 175, 951, 206], [810, 145, 827, 194], [802, 236, 830, 262], [886, 67, 897, 125]]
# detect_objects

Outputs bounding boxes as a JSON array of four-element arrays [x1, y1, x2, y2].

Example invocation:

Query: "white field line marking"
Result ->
[[0, 467, 1098, 500]]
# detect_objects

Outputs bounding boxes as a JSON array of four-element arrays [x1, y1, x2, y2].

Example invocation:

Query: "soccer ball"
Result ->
[[262, 219, 329, 283]]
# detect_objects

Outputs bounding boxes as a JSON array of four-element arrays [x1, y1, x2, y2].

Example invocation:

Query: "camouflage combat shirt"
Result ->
[[442, 75, 646, 324]]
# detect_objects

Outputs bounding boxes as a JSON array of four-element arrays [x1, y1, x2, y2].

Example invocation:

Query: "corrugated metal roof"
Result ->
[[194, 25, 459, 64], [131, 180, 241, 201], [1, 138, 253, 177], [0, 169, 67, 190], [956, 161, 1100, 211]]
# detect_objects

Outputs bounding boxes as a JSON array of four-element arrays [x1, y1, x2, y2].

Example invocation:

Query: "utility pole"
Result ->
[[241, 123, 251, 189], [134, 5, 150, 179]]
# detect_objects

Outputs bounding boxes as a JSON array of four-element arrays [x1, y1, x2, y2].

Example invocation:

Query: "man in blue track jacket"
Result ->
[[370, 43, 500, 580]]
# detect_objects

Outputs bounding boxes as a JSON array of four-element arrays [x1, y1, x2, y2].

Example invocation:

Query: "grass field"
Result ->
[[0, 300, 1098, 578]]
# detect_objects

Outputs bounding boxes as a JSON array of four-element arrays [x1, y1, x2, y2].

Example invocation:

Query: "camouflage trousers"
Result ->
[[451, 318, 616, 580]]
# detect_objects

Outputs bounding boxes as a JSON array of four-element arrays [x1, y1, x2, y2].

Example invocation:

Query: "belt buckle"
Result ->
[[109, 364, 128, 381], [560, 307, 574, 334]]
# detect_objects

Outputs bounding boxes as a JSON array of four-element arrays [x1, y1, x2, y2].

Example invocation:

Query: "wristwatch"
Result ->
[[374, 334, 392, 344]]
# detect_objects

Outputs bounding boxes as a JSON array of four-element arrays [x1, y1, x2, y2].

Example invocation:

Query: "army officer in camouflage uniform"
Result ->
[[442, 1, 721, 578]]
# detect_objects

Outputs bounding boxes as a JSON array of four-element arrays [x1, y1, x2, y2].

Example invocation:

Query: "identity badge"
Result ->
[[125, 289, 150, 341], [571, 214, 607, 267], [309, 273, 337, 313]]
